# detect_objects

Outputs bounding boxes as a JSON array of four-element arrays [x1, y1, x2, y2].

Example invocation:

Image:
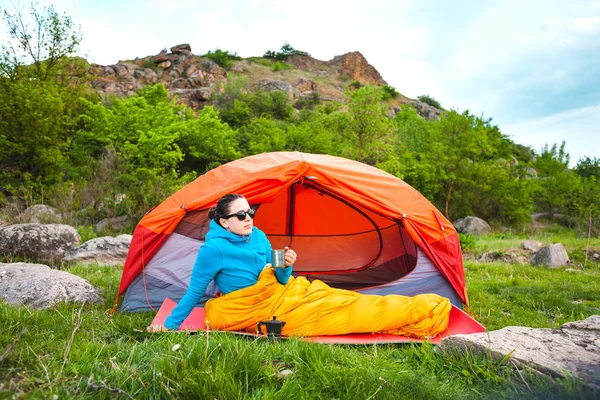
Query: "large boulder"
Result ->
[[453, 216, 491, 235], [0, 262, 104, 308], [20, 204, 62, 224], [439, 316, 600, 390], [531, 243, 570, 268], [0, 224, 80, 261], [63, 234, 132, 266]]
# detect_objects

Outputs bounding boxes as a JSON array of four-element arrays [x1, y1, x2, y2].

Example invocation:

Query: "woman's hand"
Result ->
[[284, 246, 297, 267]]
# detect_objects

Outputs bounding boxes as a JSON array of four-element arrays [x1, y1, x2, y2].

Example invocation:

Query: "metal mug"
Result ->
[[272, 249, 286, 268]]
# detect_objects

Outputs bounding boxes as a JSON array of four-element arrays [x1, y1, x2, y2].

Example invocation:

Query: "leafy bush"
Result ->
[[350, 81, 362, 90], [381, 85, 399, 100], [417, 94, 442, 109], [271, 61, 292, 72], [202, 49, 241, 69], [294, 92, 321, 110], [140, 58, 158, 72], [459, 233, 476, 252]]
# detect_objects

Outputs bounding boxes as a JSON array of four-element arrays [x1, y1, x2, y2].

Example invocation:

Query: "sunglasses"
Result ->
[[224, 208, 256, 221]]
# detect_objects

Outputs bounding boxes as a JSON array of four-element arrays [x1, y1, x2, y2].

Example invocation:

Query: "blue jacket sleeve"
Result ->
[[164, 244, 223, 330]]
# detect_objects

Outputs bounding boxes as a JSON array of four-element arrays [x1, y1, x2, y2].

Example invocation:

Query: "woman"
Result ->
[[164, 193, 297, 330]]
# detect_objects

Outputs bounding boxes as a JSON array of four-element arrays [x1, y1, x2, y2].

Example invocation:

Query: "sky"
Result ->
[[1, 0, 599, 165]]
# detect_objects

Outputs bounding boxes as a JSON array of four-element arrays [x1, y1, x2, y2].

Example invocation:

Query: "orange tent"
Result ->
[[117, 152, 468, 312]]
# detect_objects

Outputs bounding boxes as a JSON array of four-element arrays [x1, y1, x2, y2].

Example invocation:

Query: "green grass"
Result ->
[[1, 231, 599, 398]]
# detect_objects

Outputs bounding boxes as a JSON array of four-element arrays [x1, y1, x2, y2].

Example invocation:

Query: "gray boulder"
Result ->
[[0, 224, 80, 261], [21, 204, 62, 224], [0, 262, 104, 308], [439, 315, 600, 390], [63, 234, 132, 266], [521, 240, 543, 252], [531, 243, 570, 267], [453, 216, 491, 235]]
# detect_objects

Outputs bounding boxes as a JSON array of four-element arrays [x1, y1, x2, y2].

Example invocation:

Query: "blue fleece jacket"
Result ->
[[164, 219, 292, 330]]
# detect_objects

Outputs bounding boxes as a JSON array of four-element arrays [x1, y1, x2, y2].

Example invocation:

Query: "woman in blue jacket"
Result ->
[[164, 193, 297, 330]]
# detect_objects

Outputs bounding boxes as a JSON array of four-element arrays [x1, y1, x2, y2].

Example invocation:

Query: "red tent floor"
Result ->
[[149, 298, 485, 344]]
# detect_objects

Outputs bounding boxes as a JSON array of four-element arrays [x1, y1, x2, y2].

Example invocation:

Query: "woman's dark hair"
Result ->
[[208, 193, 245, 224]]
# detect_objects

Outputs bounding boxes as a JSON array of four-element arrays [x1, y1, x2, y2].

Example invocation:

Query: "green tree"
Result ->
[[237, 116, 286, 155], [333, 85, 395, 165], [0, 3, 88, 187], [1, 2, 82, 81], [178, 106, 240, 172], [533, 142, 582, 216]]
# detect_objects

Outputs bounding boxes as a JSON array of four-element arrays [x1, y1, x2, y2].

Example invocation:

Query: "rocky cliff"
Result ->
[[89, 44, 441, 119]]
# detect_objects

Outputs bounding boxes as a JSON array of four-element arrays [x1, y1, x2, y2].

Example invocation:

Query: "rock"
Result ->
[[153, 50, 169, 63], [257, 79, 294, 100], [112, 63, 136, 77], [230, 65, 244, 73], [134, 68, 158, 84], [531, 243, 570, 267], [478, 251, 529, 264], [521, 240, 543, 252], [102, 66, 116, 76], [0, 224, 80, 261], [327, 51, 387, 85], [95, 216, 135, 232], [412, 100, 442, 120], [63, 234, 132, 266], [523, 167, 538, 178], [0, 262, 104, 308], [439, 315, 600, 390], [296, 78, 317, 92], [170, 43, 192, 54], [453, 216, 491, 235], [287, 54, 330, 73], [20, 205, 62, 224], [157, 60, 172, 69]]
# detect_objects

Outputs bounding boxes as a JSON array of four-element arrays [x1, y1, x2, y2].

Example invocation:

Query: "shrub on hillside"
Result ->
[[417, 94, 442, 109], [202, 49, 241, 69], [381, 85, 399, 100]]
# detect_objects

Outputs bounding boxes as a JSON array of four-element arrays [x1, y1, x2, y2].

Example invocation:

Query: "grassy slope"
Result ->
[[1, 230, 599, 399]]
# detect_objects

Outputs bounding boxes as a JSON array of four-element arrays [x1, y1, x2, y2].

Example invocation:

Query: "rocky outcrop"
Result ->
[[0, 224, 81, 261], [327, 52, 387, 86], [439, 315, 600, 390], [0, 262, 104, 308], [531, 243, 570, 267], [89, 44, 226, 110], [88, 44, 439, 119], [453, 216, 491, 235], [63, 234, 132, 266], [412, 100, 442, 120]]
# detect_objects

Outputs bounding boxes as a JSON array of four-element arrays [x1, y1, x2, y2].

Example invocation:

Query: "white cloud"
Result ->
[[503, 105, 600, 164]]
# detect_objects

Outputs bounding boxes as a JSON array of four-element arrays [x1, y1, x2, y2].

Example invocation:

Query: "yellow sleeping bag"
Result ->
[[205, 267, 451, 338]]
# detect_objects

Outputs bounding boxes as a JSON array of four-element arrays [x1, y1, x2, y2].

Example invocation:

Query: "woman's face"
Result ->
[[219, 197, 254, 236]]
